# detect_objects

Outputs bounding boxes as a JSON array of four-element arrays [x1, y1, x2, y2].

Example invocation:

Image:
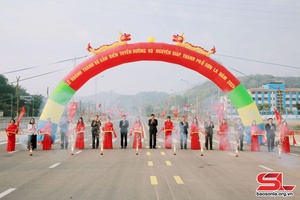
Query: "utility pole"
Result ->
[[10, 94, 13, 118], [277, 88, 283, 115], [16, 76, 20, 118]]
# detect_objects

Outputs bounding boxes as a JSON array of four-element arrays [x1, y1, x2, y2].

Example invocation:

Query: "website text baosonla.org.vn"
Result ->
[[256, 191, 294, 197]]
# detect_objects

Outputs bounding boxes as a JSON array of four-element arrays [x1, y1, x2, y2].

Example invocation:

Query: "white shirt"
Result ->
[[27, 124, 37, 135]]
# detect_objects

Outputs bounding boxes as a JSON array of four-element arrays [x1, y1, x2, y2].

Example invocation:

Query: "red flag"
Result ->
[[214, 103, 224, 123], [173, 109, 179, 118], [17, 106, 26, 126], [184, 104, 190, 108], [67, 102, 78, 123], [273, 108, 282, 125], [88, 112, 93, 122], [80, 109, 85, 117]]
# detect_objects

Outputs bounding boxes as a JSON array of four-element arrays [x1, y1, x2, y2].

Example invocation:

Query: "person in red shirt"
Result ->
[[217, 119, 231, 150], [190, 117, 201, 150], [6, 118, 18, 152], [280, 121, 292, 153], [75, 117, 85, 149], [250, 120, 262, 151], [102, 117, 117, 149], [130, 116, 144, 149], [157, 116, 175, 149], [40, 118, 53, 150]]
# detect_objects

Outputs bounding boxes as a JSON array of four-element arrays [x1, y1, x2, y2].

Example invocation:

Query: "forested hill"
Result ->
[[237, 74, 300, 89]]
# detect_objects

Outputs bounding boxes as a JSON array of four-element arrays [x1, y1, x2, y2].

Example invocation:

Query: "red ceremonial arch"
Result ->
[[38, 33, 263, 139]]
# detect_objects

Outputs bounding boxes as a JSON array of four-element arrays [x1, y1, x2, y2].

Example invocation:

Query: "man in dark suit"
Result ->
[[119, 115, 129, 149], [265, 118, 276, 152], [148, 114, 158, 149], [91, 115, 101, 149], [179, 116, 189, 149]]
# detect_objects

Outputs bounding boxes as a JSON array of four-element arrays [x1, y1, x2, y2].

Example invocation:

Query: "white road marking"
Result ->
[[0, 142, 7, 145], [0, 188, 17, 199], [49, 163, 61, 169], [172, 139, 179, 143], [8, 150, 19, 154], [258, 165, 274, 171], [157, 138, 164, 143], [289, 153, 299, 157], [228, 152, 235, 156], [75, 151, 82, 155]]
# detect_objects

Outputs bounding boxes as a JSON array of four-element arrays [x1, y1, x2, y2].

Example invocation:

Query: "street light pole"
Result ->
[[94, 75, 104, 113], [110, 89, 117, 106], [180, 78, 190, 118], [10, 94, 13, 118], [16, 76, 20, 118], [170, 89, 177, 110], [32, 98, 34, 117]]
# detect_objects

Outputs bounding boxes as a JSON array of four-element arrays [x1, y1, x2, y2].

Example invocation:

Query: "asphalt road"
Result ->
[[0, 117, 299, 200]]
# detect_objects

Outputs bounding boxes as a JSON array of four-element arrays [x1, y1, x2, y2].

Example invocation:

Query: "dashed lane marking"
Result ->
[[0, 188, 17, 199], [161, 152, 166, 156], [289, 153, 299, 157], [8, 150, 19, 154], [49, 163, 61, 169], [75, 150, 82, 155], [157, 138, 164, 143], [166, 161, 172, 166], [148, 161, 153, 166], [258, 165, 274, 171], [174, 176, 184, 184], [150, 176, 158, 185], [147, 152, 151, 156]]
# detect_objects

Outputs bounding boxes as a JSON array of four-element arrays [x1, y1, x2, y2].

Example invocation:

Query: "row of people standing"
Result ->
[[5, 115, 296, 153], [240, 117, 295, 153]]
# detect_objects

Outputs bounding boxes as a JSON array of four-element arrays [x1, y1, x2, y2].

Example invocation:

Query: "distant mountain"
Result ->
[[74, 91, 169, 116], [73, 75, 300, 117]]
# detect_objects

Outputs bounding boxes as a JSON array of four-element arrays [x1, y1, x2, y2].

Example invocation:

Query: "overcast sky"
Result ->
[[1, 0, 299, 97]]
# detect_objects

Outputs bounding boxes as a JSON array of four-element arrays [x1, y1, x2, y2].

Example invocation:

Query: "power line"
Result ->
[[217, 54, 300, 70], [2, 55, 88, 75], [10, 69, 64, 84]]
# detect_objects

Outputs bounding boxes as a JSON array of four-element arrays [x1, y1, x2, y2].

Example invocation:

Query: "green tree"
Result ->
[[0, 74, 43, 117]]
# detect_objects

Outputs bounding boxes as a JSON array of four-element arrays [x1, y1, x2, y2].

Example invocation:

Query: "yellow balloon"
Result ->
[[147, 36, 155, 43]]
